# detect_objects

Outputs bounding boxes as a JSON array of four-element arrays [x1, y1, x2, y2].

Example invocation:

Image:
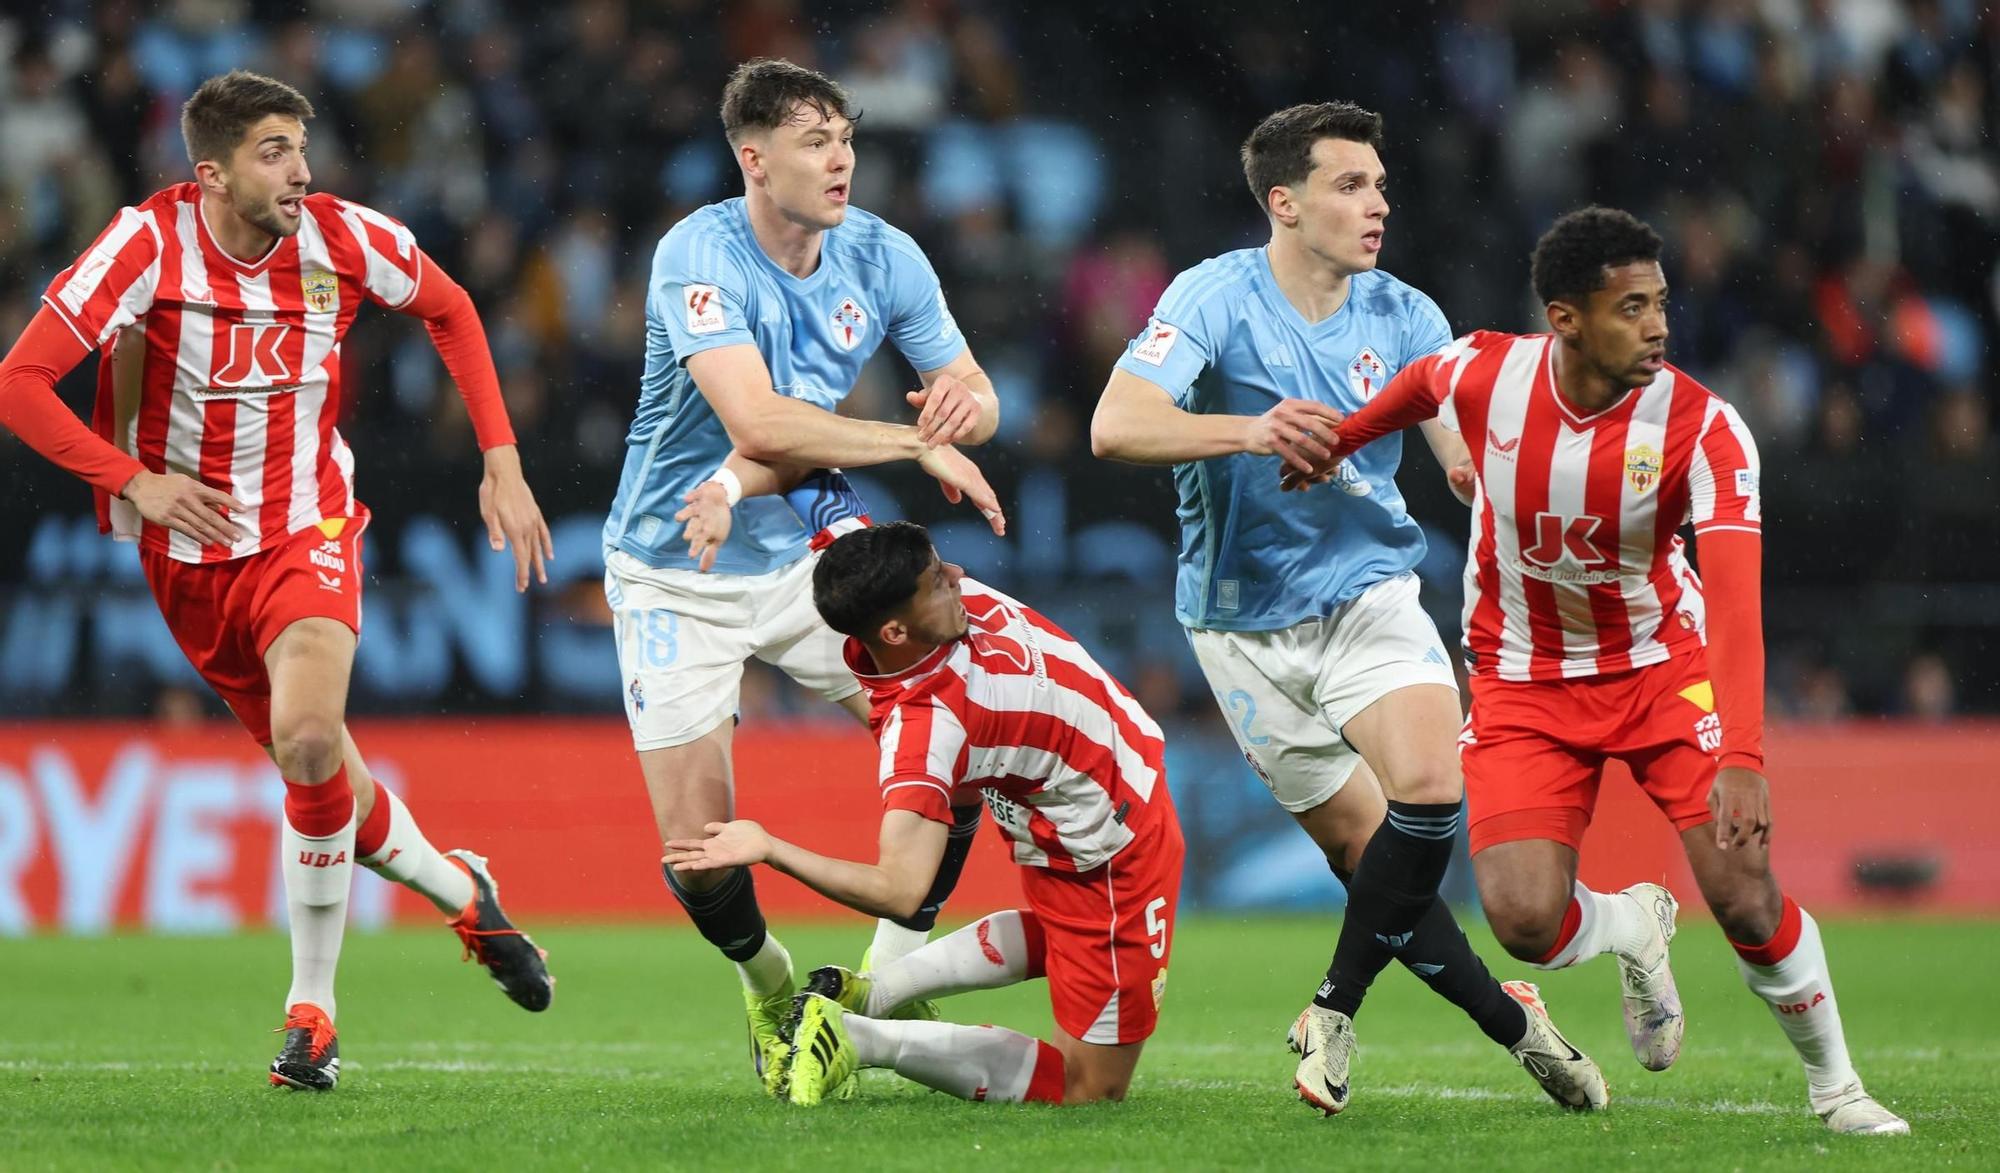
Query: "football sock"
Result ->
[[844, 1016, 1065, 1103], [1314, 800, 1462, 1017], [662, 864, 784, 990], [866, 909, 1046, 1017], [870, 803, 982, 964], [1730, 896, 1859, 1101], [1330, 865, 1526, 1045], [1534, 882, 1652, 970], [353, 781, 475, 915], [280, 766, 356, 1019]]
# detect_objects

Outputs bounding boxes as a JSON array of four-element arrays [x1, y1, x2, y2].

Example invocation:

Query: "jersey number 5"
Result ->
[[1145, 897, 1169, 959]]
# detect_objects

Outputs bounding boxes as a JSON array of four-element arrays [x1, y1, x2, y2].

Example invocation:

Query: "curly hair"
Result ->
[[1529, 207, 1663, 306], [1240, 102, 1383, 214]]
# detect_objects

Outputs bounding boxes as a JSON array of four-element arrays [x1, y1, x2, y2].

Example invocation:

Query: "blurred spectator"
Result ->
[[1901, 651, 1957, 720]]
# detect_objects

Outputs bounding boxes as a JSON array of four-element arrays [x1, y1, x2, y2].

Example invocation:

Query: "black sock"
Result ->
[[1328, 864, 1527, 1047], [662, 864, 767, 963], [894, 804, 982, 933], [1314, 800, 1463, 1016]]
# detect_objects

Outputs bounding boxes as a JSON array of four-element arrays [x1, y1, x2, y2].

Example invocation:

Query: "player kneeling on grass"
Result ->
[[666, 522, 1185, 1105]]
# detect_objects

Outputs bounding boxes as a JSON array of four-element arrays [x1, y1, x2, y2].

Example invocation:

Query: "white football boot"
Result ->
[[1504, 981, 1609, 1111], [1616, 882, 1685, 1071]]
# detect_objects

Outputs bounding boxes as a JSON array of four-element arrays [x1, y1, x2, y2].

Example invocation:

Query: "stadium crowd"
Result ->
[[2, 0, 1996, 718]]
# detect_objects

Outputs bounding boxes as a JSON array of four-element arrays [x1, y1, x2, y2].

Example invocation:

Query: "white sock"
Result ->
[[355, 783, 475, 915], [1733, 903, 1859, 1103], [736, 933, 793, 997], [845, 1015, 1064, 1103], [280, 807, 356, 1019], [866, 909, 1041, 1016], [1533, 882, 1651, 970], [868, 919, 931, 967]]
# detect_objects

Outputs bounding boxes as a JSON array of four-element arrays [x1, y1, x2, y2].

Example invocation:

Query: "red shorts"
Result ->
[[140, 514, 368, 745], [1019, 797, 1185, 1047], [1461, 653, 1719, 855]]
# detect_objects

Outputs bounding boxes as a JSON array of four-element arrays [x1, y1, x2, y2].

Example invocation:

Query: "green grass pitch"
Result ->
[[4, 916, 1992, 1170]]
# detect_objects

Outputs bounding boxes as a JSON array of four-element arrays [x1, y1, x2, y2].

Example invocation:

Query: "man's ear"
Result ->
[[1545, 298, 1581, 342], [737, 138, 766, 184], [194, 158, 228, 197], [876, 616, 910, 648]]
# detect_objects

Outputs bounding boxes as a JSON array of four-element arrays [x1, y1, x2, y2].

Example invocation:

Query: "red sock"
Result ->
[[283, 765, 354, 837], [1728, 895, 1803, 967], [1024, 1039, 1066, 1104], [1534, 898, 1584, 966], [1019, 908, 1049, 980], [353, 780, 394, 857]]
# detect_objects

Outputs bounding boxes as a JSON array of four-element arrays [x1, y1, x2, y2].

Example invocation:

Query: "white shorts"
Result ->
[[604, 548, 861, 751], [1187, 572, 1458, 814]]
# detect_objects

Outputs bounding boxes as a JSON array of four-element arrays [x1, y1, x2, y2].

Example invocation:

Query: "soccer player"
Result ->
[[1302, 206, 1908, 1136], [0, 72, 554, 1090], [665, 521, 1181, 1106], [1089, 102, 1607, 1114], [602, 58, 1006, 1087]]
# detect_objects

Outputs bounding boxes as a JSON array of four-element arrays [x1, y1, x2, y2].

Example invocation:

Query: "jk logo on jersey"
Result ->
[[209, 322, 293, 389], [1348, 347, 1385, 399], [831, 297, 868, 350], [300, 269, 339, 314]]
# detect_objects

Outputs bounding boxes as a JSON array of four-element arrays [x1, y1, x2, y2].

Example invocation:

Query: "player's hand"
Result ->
[[120, 470, 249, 546], [663, 820, 774, 872], [1446, 458, 1477, 506], [907, 374, 983, 447], [917, 444, 1007, 536], [674, 481, 733, 572], [1247, 399, 1345, 474], [1707, 766, 1771, 851], [478, 444, 553, 592]]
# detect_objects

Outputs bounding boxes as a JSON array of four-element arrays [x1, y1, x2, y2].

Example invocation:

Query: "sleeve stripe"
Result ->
[[882, 779, 952, 799], [39, 296, 97, 349], [1693, 522, 1762, 534]]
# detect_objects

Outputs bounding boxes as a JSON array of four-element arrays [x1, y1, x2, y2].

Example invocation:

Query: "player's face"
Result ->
[[1573, 261, 1671, 387], [748, 104, 855, 231], [893, 554, 970, 647], [1283, 137, 1389, 275], [216, 115, 312, 240]]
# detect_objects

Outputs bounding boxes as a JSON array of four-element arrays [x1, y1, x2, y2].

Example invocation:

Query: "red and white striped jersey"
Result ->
[[41, 183, 424, 563], [1413, 331, 1760, 682], [846, 579, 1170, 873]]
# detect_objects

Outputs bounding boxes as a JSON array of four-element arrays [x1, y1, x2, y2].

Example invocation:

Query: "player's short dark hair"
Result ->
[[812, 522, 935, 640], [1240, 101, 1384, 214], [720, 58, 860, 145], [1530, 207, 1665, 307], [180, 71, 314, 167]]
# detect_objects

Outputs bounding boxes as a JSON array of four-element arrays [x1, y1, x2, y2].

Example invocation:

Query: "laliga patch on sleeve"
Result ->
[[1132, 321, 1180, 366], [683, 284, 727, 335]]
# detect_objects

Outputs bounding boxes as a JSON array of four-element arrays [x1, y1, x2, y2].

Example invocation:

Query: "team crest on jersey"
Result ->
[[1348, 347, 1386, 399], [1625, 444, 1663, 494], [300, 269, 339, 314], [831, 297, 868, 350]]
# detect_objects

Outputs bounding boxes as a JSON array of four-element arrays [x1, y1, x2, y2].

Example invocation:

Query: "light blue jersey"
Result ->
[[605, 198, 966, 574], [1114, 250, 1452, 632]]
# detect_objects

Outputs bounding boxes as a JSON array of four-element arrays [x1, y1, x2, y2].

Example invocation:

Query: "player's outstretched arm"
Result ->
[[394, 250, 553, 591], [0, 307, 249, 545], [688, 344, 933, 469], [664, 810, 950, 921], [908, 350, 999, 447], [1281, 354, 1452, 491], [1090, 368, 1342, 471]]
